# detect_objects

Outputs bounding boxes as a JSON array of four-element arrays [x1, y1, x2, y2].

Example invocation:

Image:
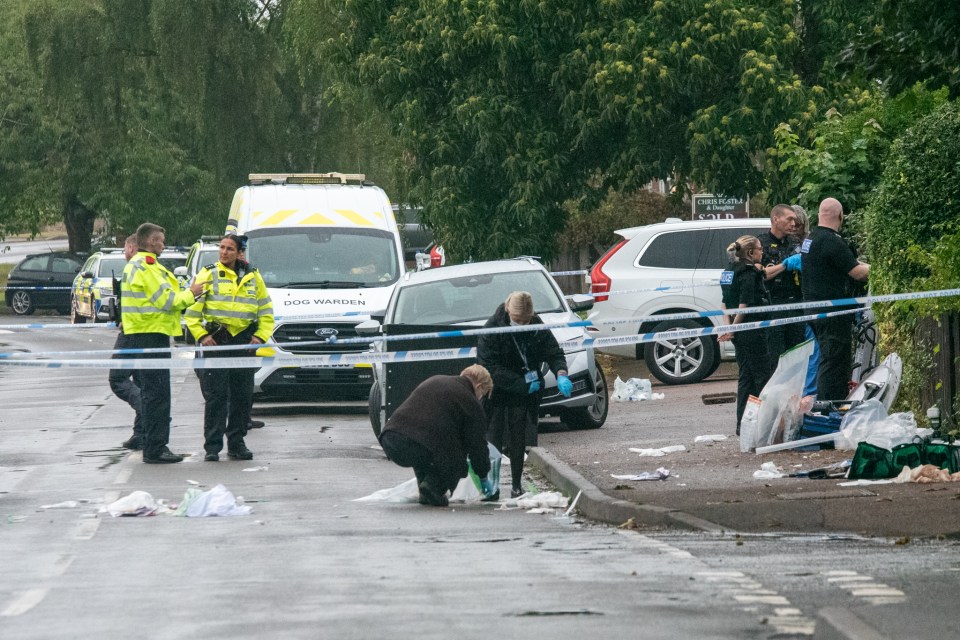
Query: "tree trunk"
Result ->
[[63, 192, 97, 253]]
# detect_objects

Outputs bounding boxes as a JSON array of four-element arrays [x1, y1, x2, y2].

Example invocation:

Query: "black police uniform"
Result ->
[[758, 230, 805, 369], [800, 225, 861, 401], [109, 274, 144, 449], [721, 262, 772, 433]]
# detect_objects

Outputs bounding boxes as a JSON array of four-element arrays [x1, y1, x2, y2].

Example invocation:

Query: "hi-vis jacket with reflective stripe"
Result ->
[[121, 252, 197, 336], [184, 261, 274, 343]]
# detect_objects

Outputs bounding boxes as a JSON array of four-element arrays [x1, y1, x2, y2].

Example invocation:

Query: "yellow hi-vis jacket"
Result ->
[[120, 252, 197, 336], [184, 261, 274, 343]]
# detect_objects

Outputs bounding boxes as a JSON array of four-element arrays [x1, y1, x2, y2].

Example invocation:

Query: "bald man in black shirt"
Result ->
[[800, 198, 870, 401]]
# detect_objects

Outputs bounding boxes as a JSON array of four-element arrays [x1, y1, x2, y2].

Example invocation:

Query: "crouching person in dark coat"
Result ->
[[379, 365, 493, 507]]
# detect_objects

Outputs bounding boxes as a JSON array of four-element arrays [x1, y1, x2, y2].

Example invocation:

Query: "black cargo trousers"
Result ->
[[733, 328, 772, 434], [197, 325, 258, 455]]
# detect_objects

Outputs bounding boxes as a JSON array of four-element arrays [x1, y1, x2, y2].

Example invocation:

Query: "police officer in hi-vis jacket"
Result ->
[[121, 223, 205, 464], [185, 234, 274, 462]]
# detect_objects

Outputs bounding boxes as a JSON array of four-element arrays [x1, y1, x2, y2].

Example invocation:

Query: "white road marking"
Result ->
[[0, 589, 49, 616], [73, 518, 101, 540], [697, 570, 815, 635], [113, 465, 133, 485], [53, 554, 74, 576], [825, 570, 907, 605]]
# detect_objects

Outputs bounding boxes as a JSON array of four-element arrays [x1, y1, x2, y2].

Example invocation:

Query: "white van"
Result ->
[[226, 173, 404, 400]]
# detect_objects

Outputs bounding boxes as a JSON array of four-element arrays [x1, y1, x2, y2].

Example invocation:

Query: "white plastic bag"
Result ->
[[756, 340, 815, 447], [611, 376, 653, 401], [184, 484, 251, 517], [836, 398, 888, 449], [106, 491, 157, 517], [739, 395, 761, 452]]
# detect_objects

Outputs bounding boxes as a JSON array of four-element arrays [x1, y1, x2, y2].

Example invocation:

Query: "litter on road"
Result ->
[[694, 434, 728, 444], [175, 484, 251, 517], [753, 462, 785, 479], [105, 491, 158, 517], [629, 445, 686, 457], [610, 468, 670, 481], [611, 376, 664, 401]]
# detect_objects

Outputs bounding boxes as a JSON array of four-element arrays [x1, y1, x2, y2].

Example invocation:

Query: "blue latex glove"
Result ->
[[527, 380, 541, 394], [479, 478, 495, 496], [783, 253, 802, 271], [557, 374, 573, 398]]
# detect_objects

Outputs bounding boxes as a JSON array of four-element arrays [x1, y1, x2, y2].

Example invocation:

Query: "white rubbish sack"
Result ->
[[612, 376, 654, 402]]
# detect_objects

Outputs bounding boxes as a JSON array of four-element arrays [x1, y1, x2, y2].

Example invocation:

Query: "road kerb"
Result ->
[[528, 447, 726, 533]]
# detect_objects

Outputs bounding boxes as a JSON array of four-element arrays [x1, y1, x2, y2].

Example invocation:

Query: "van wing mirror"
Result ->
[[173, 266, 188, 277], [355, 319, 382, 335]]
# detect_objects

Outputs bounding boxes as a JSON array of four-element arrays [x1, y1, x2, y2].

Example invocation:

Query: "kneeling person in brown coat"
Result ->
[[379, 365, 493, 507]]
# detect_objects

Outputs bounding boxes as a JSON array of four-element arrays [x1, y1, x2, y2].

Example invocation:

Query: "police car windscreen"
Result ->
[[244, 227, 400, 288], [100, 258, 127, 276], [392, 270, 564, 325]]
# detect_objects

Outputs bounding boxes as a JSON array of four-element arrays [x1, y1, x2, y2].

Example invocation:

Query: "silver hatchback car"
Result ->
[[361, 258, 608, 437]]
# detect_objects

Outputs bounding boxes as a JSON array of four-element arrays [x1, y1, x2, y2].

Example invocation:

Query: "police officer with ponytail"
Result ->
[[719, 235, 772, 435], [185, 234, 274, 461]]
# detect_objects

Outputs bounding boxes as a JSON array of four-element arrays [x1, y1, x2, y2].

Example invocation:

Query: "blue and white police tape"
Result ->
[[4, 287, 958, 359], [548, 269, 588, 277], [0, 285, 74, 291], [0, 321, 119, 330], [0, 306, 861, 370]]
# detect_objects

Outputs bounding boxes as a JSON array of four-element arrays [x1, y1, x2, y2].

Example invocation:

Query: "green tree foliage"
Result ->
[[1, 0, 336, 250], [864, 100, 960, 423], [773, 84, 948, 238], [559, 189, 686, 260], [296, 0, 862, 260], [834, 0, 960, 99]]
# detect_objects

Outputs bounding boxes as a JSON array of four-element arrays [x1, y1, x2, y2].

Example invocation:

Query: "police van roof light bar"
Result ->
[[248, 173, 368, 186]]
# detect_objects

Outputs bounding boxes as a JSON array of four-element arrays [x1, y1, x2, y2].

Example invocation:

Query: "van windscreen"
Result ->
[[244, 227, 400, 288]]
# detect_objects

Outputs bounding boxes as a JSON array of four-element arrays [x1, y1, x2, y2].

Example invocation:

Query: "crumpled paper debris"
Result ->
[[501, 491, 569, 511], [694, 434, 728, 444], [753, 462, 785, 479], [629, 445, 686, 457], [611, 468, 670, 481], [39, 500, 81, 510]]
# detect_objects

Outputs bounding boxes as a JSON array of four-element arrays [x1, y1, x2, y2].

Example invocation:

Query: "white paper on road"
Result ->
[[629, 445, 686, 457], [694, 434, 728, 444], [513, 491, 569, 510], [753, 462, 785, 479], [611, 468, 670, 481], [38, 500, 81, 510]]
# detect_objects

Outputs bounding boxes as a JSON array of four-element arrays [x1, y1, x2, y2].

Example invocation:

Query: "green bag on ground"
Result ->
[[923, 442, 960, 473], [848, 441, 923, 479]]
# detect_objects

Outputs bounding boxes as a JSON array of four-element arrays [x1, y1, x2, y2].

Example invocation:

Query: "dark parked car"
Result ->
[[5, 251, 85, 315]]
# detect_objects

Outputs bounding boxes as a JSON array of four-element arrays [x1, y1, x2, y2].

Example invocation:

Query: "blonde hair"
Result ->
[[461, 364, 493, 398], [504, 291, 534, 320], [791, 204, 809, 239], [726, 235, 761, 263]]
